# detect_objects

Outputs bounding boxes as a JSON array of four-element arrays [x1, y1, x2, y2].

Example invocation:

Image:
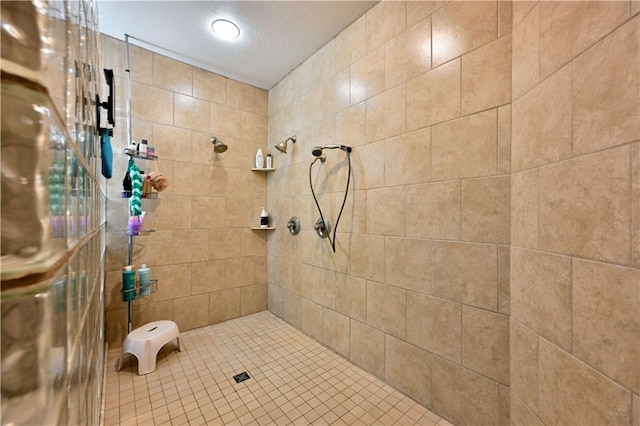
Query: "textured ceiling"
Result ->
[[97, 1, 378, 90]]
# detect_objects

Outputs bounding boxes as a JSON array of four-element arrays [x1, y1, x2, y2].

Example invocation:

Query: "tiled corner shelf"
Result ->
[[251, 168, 276, 172], [251, 226, 276, 230]]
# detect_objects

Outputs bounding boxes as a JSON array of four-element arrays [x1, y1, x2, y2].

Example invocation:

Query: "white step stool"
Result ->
[[116, 320, 181, 375]]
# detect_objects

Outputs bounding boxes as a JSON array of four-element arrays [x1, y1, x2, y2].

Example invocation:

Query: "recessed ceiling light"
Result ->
[[211, 19, 240, 40]]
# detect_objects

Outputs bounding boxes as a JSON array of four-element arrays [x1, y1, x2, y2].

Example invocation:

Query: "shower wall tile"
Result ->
[[431, 1, 497, 66], [335, 273, 367, 322], [498, 245, 510, 315], [462, 307, 510, 385], [135, 230, 175, 266], [224, 197, 254, 228], [538, 146, 631, 264], [208, 229, 241, 260], [406, 1, 445, 27], [572, 259, 640, 393], [538, 338, 632, 426], [240, 283, 267, 316], [511, 169, 538, 248], [174, 93, 209, 132], [365, 84, 406, 142], [384, 237, 430, 293], [511, 65, 571, 171], [131, 82, 173, 125], [512, 1, 537, 28], [240, 111, 268, 144], [366, 186, 406, 236], [152, 124, 192, 163], [538, 1, 628, 80], [350, 47, 385, 105], [385, 335, 433, 408], [432, 241, 498, 311], [336, 189, 367, 234], [498, 0, 513, 37], [365, 1, 406, 52], [335, 15, 366, 72], [322, 71, 350, 117], [253, 255, 268, 286], [152, 54, 193, 96], [224, 257, 255, 288], [284, 290, 302, 328], [634, 143, 640, 268], [209, 288, 240, 324], [511, 248, 572, 351], [350, 234, 385, 282], [572, 17, 640, 156], [510, 319, 539, 412], [226, 79, 255, 113], [511, 392, 543, 426], [406, 59, 461, 130], [322, 308, 350, 357], [240, 229, 267, 257], [461, 176, 510, 244], [384, 17, 431, 89], [406, 292, 462, 363], [192, 68, 226, 104], [173, 294, 209, 330], [497, 105, 511, 174], [634, 394, 640, 426], [384, 127, 431, 186], [351, 141, 385, 190], [301, 299, 324, 342], [210, 103, 241, 141], [154, 195, 193, 230], [190, 197, 224, 229], [366, 281, 407, 339], [432, 356, 500, 426], [350, 320, 385, 378], [191, 260, 225, 295], [406, 181, 461, 240], [461, 35, 511, 115], [511, 4, 539, 100], [336, 102, 367, 148], [134, 300, 174, 328], [268, 284, 284, 318], [431, 109, 497, 180]]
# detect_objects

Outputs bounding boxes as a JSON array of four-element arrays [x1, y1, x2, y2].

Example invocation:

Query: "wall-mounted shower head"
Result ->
[[275, 135, 296, 154], [210, 136, 228, 153]]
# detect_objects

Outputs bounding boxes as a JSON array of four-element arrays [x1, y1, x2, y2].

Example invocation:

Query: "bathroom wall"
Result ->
[[509, 3, 639, 425], [267, 2, 512, 424], [102, 36, 269, 348]]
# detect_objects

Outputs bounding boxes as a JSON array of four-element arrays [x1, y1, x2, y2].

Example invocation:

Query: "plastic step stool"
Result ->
[[116, 320, 181, 375]]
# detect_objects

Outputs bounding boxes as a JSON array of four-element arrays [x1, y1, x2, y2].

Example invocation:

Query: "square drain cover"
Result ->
[[233, 371, 251, 383]]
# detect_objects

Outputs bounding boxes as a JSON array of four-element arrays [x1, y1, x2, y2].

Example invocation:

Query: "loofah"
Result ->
[[149, 170, 169, 192]]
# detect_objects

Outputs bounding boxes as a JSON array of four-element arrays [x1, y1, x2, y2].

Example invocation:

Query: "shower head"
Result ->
[[275, 135, 297, 154], [311, 144, 352, 157], [210, 136, 228, 153]]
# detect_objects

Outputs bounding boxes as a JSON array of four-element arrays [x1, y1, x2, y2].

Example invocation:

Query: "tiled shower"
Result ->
[[2, 1, 639, 425]]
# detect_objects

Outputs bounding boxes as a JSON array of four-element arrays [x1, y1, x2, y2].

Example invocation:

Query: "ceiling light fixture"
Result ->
[[211, 19, 240, 40]]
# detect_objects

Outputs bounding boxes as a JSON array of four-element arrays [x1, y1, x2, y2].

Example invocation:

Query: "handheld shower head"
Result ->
[[311, 144, 353, 157], [312, 146, 323, 157]]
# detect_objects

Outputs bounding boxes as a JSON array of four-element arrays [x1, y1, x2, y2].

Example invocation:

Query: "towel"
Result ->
[[100, 131, 113, 178]]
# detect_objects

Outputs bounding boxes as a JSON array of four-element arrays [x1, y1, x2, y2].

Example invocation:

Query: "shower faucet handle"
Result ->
[[287, 217, 300, 235]]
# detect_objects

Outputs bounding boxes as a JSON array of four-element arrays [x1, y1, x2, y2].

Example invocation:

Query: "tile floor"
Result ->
[[104, 311, 451, 426]]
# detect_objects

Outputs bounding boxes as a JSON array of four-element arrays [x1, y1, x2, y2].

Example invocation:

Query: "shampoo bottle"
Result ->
[[260, 207, 269, 228], [138, 264, 151, 296], [122, 265, 136, 302], [255, 148, 264, 168]]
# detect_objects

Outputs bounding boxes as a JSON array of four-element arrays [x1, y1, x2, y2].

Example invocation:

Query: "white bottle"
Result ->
[[260, 207, 269, 228], [266, 154, 272, 169], [255, 148, 264, 168]]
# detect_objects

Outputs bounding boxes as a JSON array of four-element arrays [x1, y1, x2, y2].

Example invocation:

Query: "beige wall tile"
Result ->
[[432, 1, 498, 66], [322, 308, 350, 357], [193, 68, 225, 104], [240, 283, 266, 315], [385, 335, 432, 407], [432, 357, 500, 425], [241, 111, 267, 144], [350, 319, 385, 378], [208, 229, 241, 260], [498, 245, 510, 315], [253, 255, 267, 286], [105, 308, 128, 349], [462, 35, 512, 115], [152, 123, 192, 163], [512, 65, 571, 171], [538, 146, 631, 264], [152, 54, 192, 96], [255, 89, 268, 115], [335, 273, 367, 322], [350, 47, 385, 105], [634, 143, 640, 268], [462, 176, 511, 244], [407, 59, 461, 130], [173, 294, 209, 331], [209, 288, 240, 324], [634, 394, 640, 426], [268, 284, 284, 318], [573, 259, 640, 393], [407, 1, 446, 27], [573, 17, 640, 155], [335, 15, 366, 71], [351, 141, 385, 190], [269, 256, 292, 290], [366, 186, 406, 236], [511, 392, 543, 426], [407, 292, 462, 363], [147, 264, 192, 303], [511, 169, 538, 248], [366, 1, 406, 52], [133, 301, 173, 329], [539, 1, 629, 79], [131, 82, 173, 125], [322, 71, 350, 117], [153, 195, 193, 231], [497, 105, 511, 174], [366, 281, 407, 339], [224, 198, 254, 228], [462, 307, 510, 384], [431, 109, 497, 180], [301, 298, 323, 342], [226, 79, 255, 112], [336, 189, 367, 235], [240, 229, 267, 257], [633, 1, 640, 16], [512, 1, 537, 27], [512, 4, 539, 100], [350, 233, 385, 282], [365, 84, 406, 142], [312, 269, 336, 309], [284, 290, 302, 328], [132, 230, 174, 267], [312, 41, 336, 87], [225, 257, 254, 288], [384, 127, 431, 186], [191, 260, 225, 295], [174, 94, 209, 132], [385, 17, 431, 89], [432, 241, 498, 311], [210, 103, 240, 141], [172, 229, 209, 263], [499, 384, 511, 426], [336, 102, 367, 148], [538, 338, 632, 425], [190, 197, 224, 230], [498, 0, 513, 36], [510, 319, 539, 412], [406, 181, 461, 240], [511, 248, 572, 350], [385, 237, 430, 294]]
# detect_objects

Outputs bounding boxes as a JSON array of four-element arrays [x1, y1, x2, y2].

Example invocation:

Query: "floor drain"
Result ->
[[233, 371, 251, 383]]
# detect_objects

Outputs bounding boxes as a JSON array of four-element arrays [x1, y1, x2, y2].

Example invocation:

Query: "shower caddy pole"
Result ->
[[125, 34, 134, 334]]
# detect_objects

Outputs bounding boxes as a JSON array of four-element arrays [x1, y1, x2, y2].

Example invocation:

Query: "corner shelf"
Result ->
[[251, 168, 276, 173], [251, 226, 276, 230]]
